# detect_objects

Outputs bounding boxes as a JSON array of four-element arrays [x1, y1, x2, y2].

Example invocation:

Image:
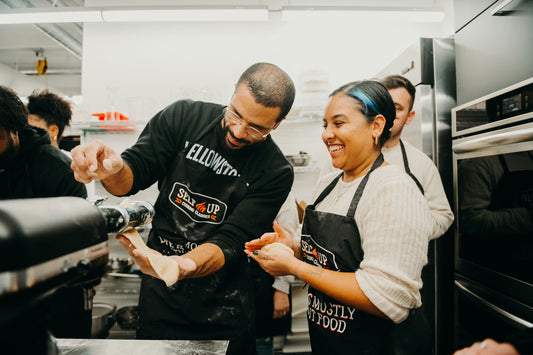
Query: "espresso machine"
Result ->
[[0, 197, 154, 355]]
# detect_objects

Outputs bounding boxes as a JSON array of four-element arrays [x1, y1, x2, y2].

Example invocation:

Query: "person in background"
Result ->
[[70, 62, 295, 354], [27, 89, 73, 155], [0, 85, 89, 338], [0, 85, 86, 200], [379, 74, 454, 240], [246, 80, 433, 354], [253, 192, 299, 355]]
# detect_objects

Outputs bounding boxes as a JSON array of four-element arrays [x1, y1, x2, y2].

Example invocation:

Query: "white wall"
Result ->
[[0, 62, 69, 97], [81, 7, 454, 202]]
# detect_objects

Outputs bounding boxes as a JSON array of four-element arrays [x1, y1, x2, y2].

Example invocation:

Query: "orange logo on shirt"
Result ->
[[169, 182, 227, 225]]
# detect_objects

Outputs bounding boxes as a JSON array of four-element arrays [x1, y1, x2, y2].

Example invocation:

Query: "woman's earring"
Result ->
[[374, 135, 378, 146]]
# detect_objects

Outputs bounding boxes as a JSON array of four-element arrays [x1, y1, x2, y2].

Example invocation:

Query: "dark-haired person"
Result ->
[[246, 80, 433, 354], [380, 74, 453, 240], [0, 85, 88, 338], [27, 89, 72, 153], [0, 85, 86, 199], [70, 62, 296, 354]]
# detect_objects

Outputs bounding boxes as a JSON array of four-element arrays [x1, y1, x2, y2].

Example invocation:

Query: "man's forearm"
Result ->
[[101, 163, 135, 196], [182, 243, 225, 279]]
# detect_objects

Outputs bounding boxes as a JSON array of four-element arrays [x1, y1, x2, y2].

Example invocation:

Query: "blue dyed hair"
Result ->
[[330, 80, 395, 146]]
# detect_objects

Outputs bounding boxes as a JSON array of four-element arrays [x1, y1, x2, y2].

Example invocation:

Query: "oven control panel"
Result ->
[[453, 77, 533, 137]]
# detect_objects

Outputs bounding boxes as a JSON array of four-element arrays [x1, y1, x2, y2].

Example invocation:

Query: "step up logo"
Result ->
[[169, 182, 227, 224]]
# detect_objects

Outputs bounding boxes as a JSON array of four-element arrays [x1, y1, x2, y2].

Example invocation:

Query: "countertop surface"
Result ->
[[56, 338, 229, 354]]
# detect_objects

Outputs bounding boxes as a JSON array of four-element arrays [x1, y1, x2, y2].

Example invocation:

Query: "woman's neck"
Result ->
[[342, 152, 381, 183]]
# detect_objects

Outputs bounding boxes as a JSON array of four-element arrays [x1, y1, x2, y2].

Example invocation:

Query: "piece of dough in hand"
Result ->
[[120, 228, 179, 287], [261, 242, 294, 256]]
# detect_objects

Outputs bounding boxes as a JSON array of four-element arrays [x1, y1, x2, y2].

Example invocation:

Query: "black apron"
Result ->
[[400, 140, 424, 194], [137, 115, 255, 354], [301, 154, 432, 355]]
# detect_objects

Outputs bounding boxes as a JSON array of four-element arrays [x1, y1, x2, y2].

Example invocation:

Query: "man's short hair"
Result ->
[[237, 62, 296, 122], [0, 86, 28, 132], [380, 74, 416, 111]]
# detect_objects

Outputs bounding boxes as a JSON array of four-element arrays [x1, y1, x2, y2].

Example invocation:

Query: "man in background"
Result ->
[[380, 74, 454, 239]]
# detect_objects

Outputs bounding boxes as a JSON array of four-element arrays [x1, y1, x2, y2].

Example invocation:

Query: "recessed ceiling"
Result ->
[[0, 0, 440, 96]]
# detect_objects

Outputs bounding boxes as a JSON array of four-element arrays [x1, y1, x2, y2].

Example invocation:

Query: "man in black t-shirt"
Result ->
[[71, 62, 295, 354]]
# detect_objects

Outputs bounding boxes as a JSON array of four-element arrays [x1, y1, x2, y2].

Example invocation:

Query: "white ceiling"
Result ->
[[0, 0, 441, 96]]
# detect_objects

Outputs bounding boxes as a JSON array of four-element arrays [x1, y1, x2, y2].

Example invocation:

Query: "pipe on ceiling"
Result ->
[[0, 0, 82, 60]]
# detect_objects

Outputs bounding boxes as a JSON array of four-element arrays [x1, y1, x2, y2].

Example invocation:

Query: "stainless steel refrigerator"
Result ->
[[375, 37, 457, 355]]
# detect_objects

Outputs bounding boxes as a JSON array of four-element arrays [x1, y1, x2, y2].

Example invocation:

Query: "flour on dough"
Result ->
[[262, 242, 294, 256], [120, 228, 179, 287]]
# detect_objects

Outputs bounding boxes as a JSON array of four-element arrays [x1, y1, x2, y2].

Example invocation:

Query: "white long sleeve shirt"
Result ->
[[313, 165, 432, 323], [382, 140, 454, 240]]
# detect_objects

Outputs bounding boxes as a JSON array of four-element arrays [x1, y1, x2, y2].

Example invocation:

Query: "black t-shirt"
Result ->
[[122, 99, 293, 263], [0, 127, 87, 199]]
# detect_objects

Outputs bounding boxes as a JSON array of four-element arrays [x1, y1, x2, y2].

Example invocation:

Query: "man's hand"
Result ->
[[71, 139, 124, 183], [116, 235, 197, 284], [273, 290, 290, 319]]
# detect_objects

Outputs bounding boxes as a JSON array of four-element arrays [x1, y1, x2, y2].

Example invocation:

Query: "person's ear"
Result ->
[[405, 110, 415, 125], [49, 124, 59, 138], [272, 117, 286, 130], [373, 114, 386, 136]]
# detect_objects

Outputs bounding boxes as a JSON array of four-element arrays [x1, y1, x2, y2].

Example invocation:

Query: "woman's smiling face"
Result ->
[[322, 94, 376, 174]]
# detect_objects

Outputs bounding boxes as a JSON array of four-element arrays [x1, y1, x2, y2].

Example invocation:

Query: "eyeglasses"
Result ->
[[224, 107, 272, 140]]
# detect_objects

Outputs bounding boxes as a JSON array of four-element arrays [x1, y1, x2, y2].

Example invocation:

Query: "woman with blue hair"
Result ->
[[246, 80, 433, 354]]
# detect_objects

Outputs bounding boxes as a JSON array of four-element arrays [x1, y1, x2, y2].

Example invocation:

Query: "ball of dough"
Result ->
[[261, 242, 294, 256]]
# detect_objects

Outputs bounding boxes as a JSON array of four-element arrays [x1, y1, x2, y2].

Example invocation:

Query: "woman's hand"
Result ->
[[245, 221, 295, 253], [244, 242, 297, 277]]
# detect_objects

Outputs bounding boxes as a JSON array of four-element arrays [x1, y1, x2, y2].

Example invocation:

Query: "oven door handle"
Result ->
[[491, 0, 514, 16], [453, 126, 533, 153], [455, 280, 533, 328]]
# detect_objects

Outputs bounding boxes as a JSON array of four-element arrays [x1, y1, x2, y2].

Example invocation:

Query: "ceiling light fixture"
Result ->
[[0, 7, 102, 24], [0, 6, 444, 25], [0, 6, 269, 24], [282, 8, 445, 23]]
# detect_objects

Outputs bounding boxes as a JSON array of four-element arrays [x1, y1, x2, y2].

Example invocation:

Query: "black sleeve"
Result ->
[[122, 100, 218, 195], [34, 148, 87, 199], [207, 152, 294, 266], [121, 104, 184, 195]]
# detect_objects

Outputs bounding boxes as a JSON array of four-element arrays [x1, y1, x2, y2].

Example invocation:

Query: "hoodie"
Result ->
[[0, 127, 86, 199]]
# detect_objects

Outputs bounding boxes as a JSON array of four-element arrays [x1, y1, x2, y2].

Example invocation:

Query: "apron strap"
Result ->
[[346, 153, 384, 217], [400, 140, 424, 194], [313, 172, 344, 206], [184, 108, 225, 153]]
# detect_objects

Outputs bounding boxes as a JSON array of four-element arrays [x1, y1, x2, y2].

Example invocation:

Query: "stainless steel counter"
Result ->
[[56, 338, 228, 354]]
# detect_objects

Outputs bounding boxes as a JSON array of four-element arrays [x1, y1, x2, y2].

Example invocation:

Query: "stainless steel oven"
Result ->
[[452, 77, 533, 349]]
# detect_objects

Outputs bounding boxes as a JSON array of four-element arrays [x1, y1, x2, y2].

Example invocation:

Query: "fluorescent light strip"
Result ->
[[0, 8, 102, 24], [0, 7, 268, 24], [282, 9, 445, 23], [102, 9, 268, 22], [0, 7, 443, 25]]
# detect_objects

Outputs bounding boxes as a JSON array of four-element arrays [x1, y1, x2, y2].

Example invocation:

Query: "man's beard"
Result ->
[[222, 123, 252, 150], [0, 135, 17, 169]]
